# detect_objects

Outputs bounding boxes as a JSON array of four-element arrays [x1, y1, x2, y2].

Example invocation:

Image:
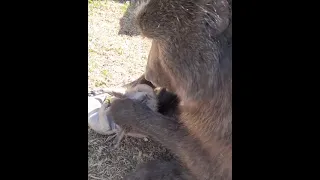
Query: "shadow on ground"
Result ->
[[118, 0, 142, 36]]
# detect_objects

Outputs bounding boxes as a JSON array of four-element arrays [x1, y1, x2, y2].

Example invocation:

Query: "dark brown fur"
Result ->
[[110, 0, 232, 179]]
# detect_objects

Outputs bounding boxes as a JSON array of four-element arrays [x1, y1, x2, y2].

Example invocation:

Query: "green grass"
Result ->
[[88, 0, 108, 9], [114, 47, 123, 55], [94, 79, 107, 87], [88, 48, 96, 54], [101, 69, 109, 76], [121, 1, 130, 13], [88, 60, 98, 73]]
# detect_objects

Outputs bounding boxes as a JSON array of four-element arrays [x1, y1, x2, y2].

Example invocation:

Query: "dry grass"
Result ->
[[88, 1, 173, 179], [88, 0, 149, 90]]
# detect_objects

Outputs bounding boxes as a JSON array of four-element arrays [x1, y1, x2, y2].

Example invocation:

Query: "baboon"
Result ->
[[109, 0, 232, 179]]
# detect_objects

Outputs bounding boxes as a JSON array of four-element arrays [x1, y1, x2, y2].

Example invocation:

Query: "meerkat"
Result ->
[[88, 84, 158, 149]]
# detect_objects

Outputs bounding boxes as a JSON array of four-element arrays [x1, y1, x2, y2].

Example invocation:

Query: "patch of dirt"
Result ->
[[88, 0, 150, 91], [88, 1, 173, 179]]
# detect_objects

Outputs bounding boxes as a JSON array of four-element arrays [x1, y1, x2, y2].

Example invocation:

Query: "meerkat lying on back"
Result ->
[[88, 84, 158, 149]]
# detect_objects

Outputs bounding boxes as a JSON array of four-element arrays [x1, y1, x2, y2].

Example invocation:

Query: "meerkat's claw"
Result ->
[[109, 137, 121, 150], [111, 142, 120, 150], [105, 134, 117, 142], [111, 130, 126, 150]]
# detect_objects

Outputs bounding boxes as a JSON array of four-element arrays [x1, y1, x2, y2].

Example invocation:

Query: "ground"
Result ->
[[88, 1, 173, 179]]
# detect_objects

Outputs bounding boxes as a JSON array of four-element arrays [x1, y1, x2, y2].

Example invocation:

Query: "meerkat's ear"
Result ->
[[134, 84, 154, 94]]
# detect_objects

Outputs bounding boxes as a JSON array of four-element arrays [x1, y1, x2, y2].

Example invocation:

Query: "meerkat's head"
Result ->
[[125, 84, 158, 111]]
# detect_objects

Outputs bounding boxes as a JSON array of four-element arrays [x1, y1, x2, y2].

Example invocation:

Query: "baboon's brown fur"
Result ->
[[110, 0, 232, 179]]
